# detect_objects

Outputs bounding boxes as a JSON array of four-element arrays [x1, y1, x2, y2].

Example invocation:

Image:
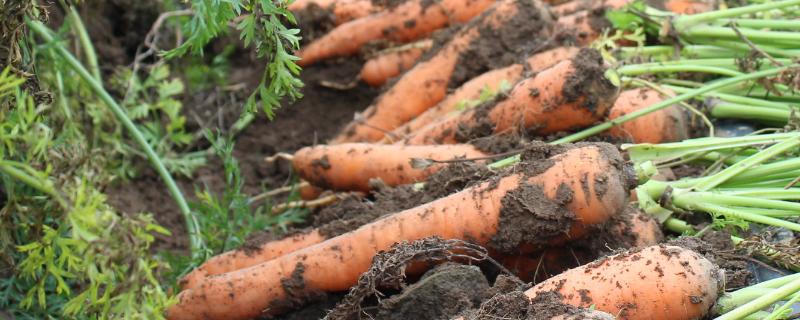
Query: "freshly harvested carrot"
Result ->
[[607, 88, 689, 144], [297, 0, 495, 67], [179, 229, 327, 291], [402, 49, 618, 145], [551, 0, 627, 17], [292, 143, 487, 192], [525, 245, 723, 320], [167, 144, 632, 320], [330, 0, 382, 24], [360, 39, 434, 87], [299, 184, 324, 200], [386, 46, 581, 140], [332, 0, 555, 143]]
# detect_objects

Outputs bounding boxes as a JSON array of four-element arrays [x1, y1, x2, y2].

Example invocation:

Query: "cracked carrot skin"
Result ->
[[526, 245, 723, 320], [297, 0, 495, 67], [386, 46, 581, 140], [402, 51, 619, 145], [332, 0, 554, 143], [166, 144, 631, 320], [292, 143, 488, 192]]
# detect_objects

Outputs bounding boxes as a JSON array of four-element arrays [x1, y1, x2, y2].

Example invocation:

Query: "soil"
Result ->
[[449, 0, 556, 89], [669, 233, 753, 289], [107, 55, 380, 252]]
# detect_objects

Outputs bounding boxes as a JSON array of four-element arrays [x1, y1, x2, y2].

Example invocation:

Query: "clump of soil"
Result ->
[[449, 0, 556, 89], [562, 48, 618, 113], [296, 4, 336, 45], [490, 183, 576, 253], [324, 237, 489, 319], [375, 263, 491, 320]]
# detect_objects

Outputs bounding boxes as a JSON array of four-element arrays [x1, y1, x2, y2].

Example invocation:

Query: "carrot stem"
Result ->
[[26, 18, 204, 259], [674, 0, 800, 30], [692, 137, 800, 191], [715, 276, 800, 320]]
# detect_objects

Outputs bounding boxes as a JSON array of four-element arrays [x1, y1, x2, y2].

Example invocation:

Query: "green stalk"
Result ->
[[690, 202, 800, 231], [765, 287, 800, 320], [60, 0, 101, 81], [624, 132, 799, 163], [0, 161, 69, 210], [617, 64, 743, 77], [691, 137, 800, 191], [714, 18, 800, 30], [549, 66, 797, 145], [683, 193, 800, 213], [715, 276, 800, 320], [699, 40, 800, 58], [681, 26, 800, 43], [675, 0, 800, 30], [720, 189, 800, 200], [718, 288, 800, 315], [615, 46, 741, 59], [665, 85, 793, 110], [26, 19, 204, 259]]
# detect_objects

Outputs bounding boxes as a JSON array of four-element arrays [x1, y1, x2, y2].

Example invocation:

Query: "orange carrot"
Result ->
[[292, 143, 487, 192], [179, 229, 328, 291], [331, 0, 382, 24], [386, 46, 581, 140], [402, 49, 618, 145], [167, 144, 632, 320], [525, 245, 723, 320], [299, 184, 324, 200], [551, 0, 628, 17], [297, 0, 495, 67], [606, 88, 689, 144], [360, 39, 434, 87], [332, 0, 555, 143]]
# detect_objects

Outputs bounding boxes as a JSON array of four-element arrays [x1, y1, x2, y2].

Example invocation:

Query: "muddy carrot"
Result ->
[[387, 46, 581, 140], [167, 144, 632, 320], [402, 49, 618, 145], [606, 88, 689, 144], [297, 0, 495, 67], [525, 245, 723, 320], [360, 39, 434, 87], [331, 0, 382, 24], [289, 0, 336, 11], [332, 0, 555, 143], [292, 143, 487, 192]]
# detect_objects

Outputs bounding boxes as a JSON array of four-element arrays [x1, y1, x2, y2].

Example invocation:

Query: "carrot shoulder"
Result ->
[[292, 143, 488, 192], [297, 0, 494, 67], [403, 48, 618, 145], [332, 0, 554, 143], [167, 144, 632, 320], [525, 245, 723, 320]]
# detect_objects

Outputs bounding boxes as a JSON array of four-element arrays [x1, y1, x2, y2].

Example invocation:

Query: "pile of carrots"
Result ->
[[164, 0, 756, 319]]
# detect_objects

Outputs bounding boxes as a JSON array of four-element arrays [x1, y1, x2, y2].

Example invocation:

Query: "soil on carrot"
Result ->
[[669, 233, 753, 289], [449, 0, 555, 89], [296, 4, 337, 45], [106, 56, 380, 252], [460, 285, 606, 320]]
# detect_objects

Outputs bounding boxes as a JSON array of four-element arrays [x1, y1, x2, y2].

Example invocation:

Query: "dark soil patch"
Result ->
[[562, 48, 618, 113], [106, 56, 379, 252], [296, 4, 336, 45], [461, 287, 613, 320], [449, 0, 556, 89]]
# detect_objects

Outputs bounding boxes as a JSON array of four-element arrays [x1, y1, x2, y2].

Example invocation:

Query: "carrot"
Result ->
[[402, 49, 618, 145], [330, 0, 382, 24], [179, 229, 327, 291], [607, 88, 689, 144], [299, 183, 324, 200], [386, 46, 581, 140], [297, 0, 495, 67], [167, 144, 632, 320], [525, 245, 723, 320], [292, 143, 488, 192], [360, 39, 433, 87], [551, 0, 628, 17], [331, 0, 555, 143]]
